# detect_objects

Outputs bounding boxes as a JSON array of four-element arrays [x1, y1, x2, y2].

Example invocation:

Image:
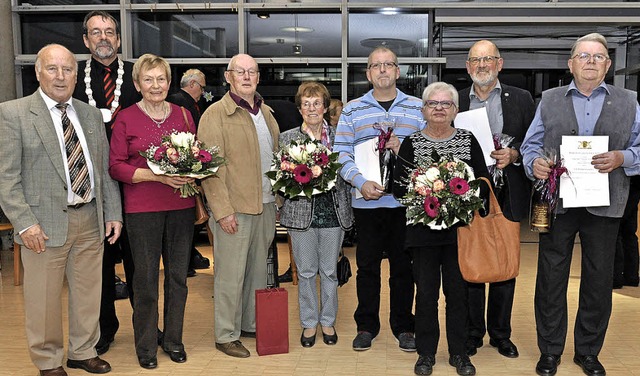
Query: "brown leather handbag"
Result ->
[[181, 107, 210, 226], [457, 177, 520, 283]]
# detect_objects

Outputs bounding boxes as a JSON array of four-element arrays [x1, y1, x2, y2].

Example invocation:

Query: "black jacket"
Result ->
[[457, 83, 536, 221]]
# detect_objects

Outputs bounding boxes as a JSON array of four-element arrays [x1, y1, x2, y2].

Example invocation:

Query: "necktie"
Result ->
[[56, 103, 91, 202], [103, 66, 120, 119]]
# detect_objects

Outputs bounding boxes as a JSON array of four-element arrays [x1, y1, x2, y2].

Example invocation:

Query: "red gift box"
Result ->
[[255, 288, 289, 355]]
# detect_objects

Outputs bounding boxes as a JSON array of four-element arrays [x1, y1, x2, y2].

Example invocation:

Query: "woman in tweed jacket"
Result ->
[[279, 82, 353, 348]]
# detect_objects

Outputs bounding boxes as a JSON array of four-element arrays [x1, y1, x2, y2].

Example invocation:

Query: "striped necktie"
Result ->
[[56, 103, 91, 202], [103, 66, 120, 119]]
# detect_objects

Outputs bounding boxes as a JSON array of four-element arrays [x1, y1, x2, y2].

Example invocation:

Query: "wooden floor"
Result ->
[[1, 227, 640, 376]]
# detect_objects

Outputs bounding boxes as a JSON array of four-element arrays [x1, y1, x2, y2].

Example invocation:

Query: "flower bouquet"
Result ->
[[266, 138, 342, 199], [140, 131, 226, 197], [374, 116, 396, 193], [398, 153, 484, 230]]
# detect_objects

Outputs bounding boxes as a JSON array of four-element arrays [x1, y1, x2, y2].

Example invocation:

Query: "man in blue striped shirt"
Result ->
[[334, 46, 424, 353]]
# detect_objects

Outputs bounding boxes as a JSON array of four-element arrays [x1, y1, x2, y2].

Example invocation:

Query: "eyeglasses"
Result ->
[[572, 52, 609, 63], [194, 82, 206, 90], [227, 68, 258, 77], [87, 28, 116, 38], [141, 76, 168, 86], [467, 56, 501, 65], [301, 101, 323, 110], [368, 61, 398, 70], [424, 100, 456, 109]]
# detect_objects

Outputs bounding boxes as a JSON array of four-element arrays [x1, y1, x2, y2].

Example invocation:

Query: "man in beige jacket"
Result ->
[[198, 54, 279, 358]]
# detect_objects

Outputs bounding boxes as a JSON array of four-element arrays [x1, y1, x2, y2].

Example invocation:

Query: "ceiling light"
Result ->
[[280, 26, 314, 33], [257, 12, 270, 19], [293, 44, 302, 55], [381, 7, 399, 16]]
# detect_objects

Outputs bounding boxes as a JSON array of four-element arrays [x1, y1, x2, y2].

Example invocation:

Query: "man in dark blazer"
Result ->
[[72, 10, 140, 356], [457, 40, 535, 359], [0, 44, 122, 376], [167, 68, 212, 277]]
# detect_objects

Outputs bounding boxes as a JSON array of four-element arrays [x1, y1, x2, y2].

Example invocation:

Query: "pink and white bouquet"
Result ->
[[140, 131, 225, 197], [266, 139, 341, 199], [399, 154, 483, 230]]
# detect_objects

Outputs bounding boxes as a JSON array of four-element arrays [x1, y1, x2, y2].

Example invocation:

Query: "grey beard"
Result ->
[[471, 72, 497, 88], [95, 46, 115, 60]]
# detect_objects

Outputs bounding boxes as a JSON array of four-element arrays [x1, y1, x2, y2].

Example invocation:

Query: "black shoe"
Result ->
[[414, 354, 435, 375], [624, 279, 639, 287], [278, 267, 293, 283], [300, 330, 316, 347], [322, 327, 338, 345], [95, 337, 114, 356], [465, 337, 483, 356], [138, 356, 158, 369], [573, 355, 606, 376], [163, 349, 187, 363], [489, 338, 519, 358], [352, 331, 375, 351], [536, 354, 561, 375], [187, 268, 196, 278], [448, 354, 476, 376], [190, 250, 210, 269]]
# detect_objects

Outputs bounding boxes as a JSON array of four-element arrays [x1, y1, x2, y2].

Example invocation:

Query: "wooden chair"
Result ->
[[0, 223, 21, 286]]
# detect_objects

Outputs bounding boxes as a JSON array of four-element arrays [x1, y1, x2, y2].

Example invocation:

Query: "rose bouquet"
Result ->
[[140, 131, 225, 197], [266, 138, 341, 199], [399, 154, 484, 230]]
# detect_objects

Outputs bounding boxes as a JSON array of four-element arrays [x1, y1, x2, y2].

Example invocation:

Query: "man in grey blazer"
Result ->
[[0, 44, 122, 376]]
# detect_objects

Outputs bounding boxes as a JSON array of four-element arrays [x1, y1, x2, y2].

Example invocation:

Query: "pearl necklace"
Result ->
[[84, 58, 124, 114], [138, 102, 169, 128]]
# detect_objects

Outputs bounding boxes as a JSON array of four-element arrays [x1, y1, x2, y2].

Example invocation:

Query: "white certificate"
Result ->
[[354, 138, 380, 199], [559, 135, 610, 208], [453, 107, 495, 167]]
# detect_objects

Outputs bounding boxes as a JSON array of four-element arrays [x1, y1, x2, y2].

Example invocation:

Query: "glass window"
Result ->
[[347, 63, 429, 100], [247, 13, 341, 58], [18, 0, 119, 4], [348, 12, 429, 58], [256, 64, 342, 100], [20, 13, 114, 55], [132, 12, 238, 58]]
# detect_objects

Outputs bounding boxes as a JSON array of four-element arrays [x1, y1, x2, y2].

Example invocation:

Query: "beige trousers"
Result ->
[[21, 201, 103, 370]]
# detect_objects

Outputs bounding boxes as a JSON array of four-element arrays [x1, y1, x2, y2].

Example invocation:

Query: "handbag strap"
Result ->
[[478, 177, 502, 216], [180, 106, 191, 133]]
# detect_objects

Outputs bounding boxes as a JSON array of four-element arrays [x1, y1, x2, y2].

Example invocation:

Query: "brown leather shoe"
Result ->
[[40, 367, 68, 376], [67, 357, 111, 374], [215, 340, 250, 358]]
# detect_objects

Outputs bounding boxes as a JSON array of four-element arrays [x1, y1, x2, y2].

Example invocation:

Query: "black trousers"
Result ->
[[353, 208, 414, 337], [99, 225, 134, 341], [614, 182, 640, 286], [535, 208, 620, 356], [467, 278, 515, 341], [126, 208, 194, 359], [412, 243, 468, 356]]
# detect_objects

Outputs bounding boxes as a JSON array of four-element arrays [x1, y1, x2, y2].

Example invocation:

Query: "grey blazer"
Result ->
[[278, 126, 354, 231], [0, 92, 122, 246]]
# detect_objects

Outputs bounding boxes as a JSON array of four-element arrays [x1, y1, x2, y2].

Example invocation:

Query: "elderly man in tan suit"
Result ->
[[198, 53, 279, 358], [0, 44, 122, 376]]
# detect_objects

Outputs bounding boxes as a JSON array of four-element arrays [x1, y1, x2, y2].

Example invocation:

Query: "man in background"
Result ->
[[73, 10, 139, 356], [167, 68, 212, 277]]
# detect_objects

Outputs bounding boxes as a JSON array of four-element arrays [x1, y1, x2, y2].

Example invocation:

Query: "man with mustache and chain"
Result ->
[[73, 10, 140, 356]]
